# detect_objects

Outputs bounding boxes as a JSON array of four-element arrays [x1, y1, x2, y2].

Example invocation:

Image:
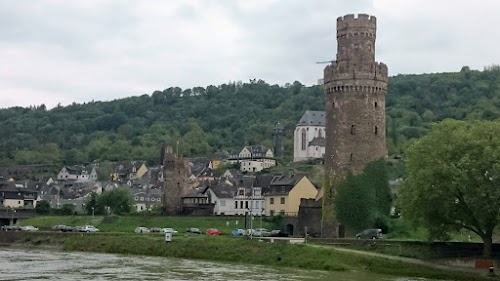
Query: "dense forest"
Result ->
[[1, 65, 499, 166]]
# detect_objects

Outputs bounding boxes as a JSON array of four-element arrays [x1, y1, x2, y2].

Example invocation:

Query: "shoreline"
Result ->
[[1, 231, 497, 281]]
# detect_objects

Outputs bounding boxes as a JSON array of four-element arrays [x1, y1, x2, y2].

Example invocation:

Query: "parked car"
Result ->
[[21, 225, 39, 232], [52, 225, 73, 232], [135, 227, 150, 234], [231, 229, 245, 236], [81, 225, 99, 233], [356, 228, 383, 240], [205, 228, 221, 236], [161, 228, 178, 234], [1, 225, 21, 231], [186, 227, 201, 234], [150, 227, 162, 233], [253, 228, 271, 237], [270, 230, 288, 237]]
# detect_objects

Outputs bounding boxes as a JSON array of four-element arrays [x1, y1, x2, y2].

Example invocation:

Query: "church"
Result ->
[[293, 110, 326, 162]]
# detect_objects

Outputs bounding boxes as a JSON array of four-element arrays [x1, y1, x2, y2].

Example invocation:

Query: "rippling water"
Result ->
[[0, 247, 437, 281]]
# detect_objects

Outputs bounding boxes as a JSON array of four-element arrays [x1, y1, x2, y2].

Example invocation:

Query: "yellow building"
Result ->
[[111, 161, 148, 182], [265, 176, 318, 216]]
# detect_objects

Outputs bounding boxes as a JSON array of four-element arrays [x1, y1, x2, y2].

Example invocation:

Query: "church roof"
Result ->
[[298, 110, 325, 126]]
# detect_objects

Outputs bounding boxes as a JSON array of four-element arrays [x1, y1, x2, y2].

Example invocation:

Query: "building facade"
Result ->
[[293, 111, 326, 162], [323, 14, 388, 236]]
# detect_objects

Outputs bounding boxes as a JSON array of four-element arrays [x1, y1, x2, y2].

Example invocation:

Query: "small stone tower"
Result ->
[[273, 121, 284, 158], [323, 14, 388, 235], [161, 144, 189, 215]]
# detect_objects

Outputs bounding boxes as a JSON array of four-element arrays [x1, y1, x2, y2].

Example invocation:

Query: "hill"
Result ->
[[1, 66, 499, 166]]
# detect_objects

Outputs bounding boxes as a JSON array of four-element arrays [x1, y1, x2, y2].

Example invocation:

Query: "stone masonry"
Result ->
[[161, 144, 189, 215], [323, 14, 388, 237]]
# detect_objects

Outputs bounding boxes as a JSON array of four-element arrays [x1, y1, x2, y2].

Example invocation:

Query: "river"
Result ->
[[0, 247, 438, 281]]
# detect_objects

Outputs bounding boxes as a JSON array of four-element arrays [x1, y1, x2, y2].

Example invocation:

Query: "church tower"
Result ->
[[273, 121, 284, 158], [323, 14, 388, 236]]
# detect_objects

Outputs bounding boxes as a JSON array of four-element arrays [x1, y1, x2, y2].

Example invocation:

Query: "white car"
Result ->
[[161, 228, 178, 234], [21, 225, 39, 231], [81, 225, 100, 233], [135, 227, 150, 234]]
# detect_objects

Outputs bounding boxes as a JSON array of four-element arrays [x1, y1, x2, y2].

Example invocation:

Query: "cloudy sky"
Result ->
[[1, 0, 499, 108]]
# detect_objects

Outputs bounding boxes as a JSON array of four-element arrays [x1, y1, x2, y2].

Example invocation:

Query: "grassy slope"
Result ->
[[19, 215, 276, 234], [14, 233, 493, 281]]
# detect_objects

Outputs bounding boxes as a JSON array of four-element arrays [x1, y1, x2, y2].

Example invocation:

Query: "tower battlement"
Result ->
[[324, 61, 387, 84], [337, 14, 376, 32]]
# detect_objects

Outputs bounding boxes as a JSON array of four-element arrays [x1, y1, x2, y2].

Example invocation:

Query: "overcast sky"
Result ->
[[1, 0, 499, 109]]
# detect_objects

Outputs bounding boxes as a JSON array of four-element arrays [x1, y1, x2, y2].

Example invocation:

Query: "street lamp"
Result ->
[[91, 207, 94, 221]]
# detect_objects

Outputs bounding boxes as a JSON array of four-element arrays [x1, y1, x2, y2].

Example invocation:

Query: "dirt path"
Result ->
[[308, 243, 493, 276]]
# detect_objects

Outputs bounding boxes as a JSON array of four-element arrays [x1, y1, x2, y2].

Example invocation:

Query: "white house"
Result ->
[[206, 180, 236, 215], [57, 166, 98, 181], [229, 145, 276, 173], [293, 110, 326, 162]]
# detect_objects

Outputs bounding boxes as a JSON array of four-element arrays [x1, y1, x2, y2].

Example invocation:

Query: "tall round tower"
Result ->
[[324, 13, 387, 178], [322, 14, 388, 237]]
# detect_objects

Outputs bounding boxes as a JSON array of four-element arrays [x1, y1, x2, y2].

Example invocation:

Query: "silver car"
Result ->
[[135, 227, 150, 234]]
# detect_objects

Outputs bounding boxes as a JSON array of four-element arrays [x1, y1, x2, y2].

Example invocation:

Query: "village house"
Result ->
[[264, 175, 318, 217], [111, 161, 148, 182], [57, 166, 98, 182], [228, 145, 276, 173], [0, 186, 40, 208]]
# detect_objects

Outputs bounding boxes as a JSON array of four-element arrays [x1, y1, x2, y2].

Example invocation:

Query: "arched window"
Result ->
[[301, 128, 306, 151], [351, 125, 356, 135]]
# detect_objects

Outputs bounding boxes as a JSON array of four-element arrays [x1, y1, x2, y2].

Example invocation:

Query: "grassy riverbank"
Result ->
[[9, 232, 495, 281]]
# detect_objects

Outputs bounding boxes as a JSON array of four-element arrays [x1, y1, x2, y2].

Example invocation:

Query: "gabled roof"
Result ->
[[243, 145, 270, 155], [308, 136, 326, 147], [207, 181, 236, 199], [298, 110, 325, 126]]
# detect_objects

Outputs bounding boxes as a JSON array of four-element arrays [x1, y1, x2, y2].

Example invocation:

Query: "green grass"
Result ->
[[13, 232, 495, 281], [19, 215, 277, 234]]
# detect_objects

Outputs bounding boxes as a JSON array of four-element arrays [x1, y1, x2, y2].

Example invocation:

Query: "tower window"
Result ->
[[350, 125, 356, 135], [374, 101, 378, 108], [374, 126, 378, 135], [350, 153, 353, 161]]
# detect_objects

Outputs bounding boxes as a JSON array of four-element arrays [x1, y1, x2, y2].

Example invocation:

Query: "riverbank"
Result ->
[[1, 231, 497, 281]]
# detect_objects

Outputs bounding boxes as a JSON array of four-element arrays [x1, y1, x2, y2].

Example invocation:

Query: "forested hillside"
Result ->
[[1, 66, 499, 166]]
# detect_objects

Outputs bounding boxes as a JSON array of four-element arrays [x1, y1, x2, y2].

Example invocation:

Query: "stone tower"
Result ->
[[161, 144, 189, 215], [273, 121, 284, 158], [323, 14, 388, 235]]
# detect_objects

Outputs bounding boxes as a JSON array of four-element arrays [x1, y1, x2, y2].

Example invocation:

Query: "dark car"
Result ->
[[186, 227, 201, 234], [52, 225, 73, 232], [356, 228, 383, 239]]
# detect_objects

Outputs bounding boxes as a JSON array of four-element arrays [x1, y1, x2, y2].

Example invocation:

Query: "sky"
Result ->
[[1, 0, 499, 109]]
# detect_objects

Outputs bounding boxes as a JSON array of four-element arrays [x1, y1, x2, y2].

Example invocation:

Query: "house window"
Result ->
[[270, 198, 274, 205], [301, 128, 306, 151], [235, 201, 238, 209], [221, 200, 226, 207], [280, 197, 285, 204], [140, 197, 144, 201], [351, 125, 356, 134], [270, 210, 275, 216], [240, 201, 243, 209], [245, 201, 249, 209], [238, 189, 244, 196]]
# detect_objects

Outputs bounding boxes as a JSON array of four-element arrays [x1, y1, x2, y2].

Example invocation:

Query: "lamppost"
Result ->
[[247, 207, 253, 240], [91, 207, 94, 221], [10, 209, 16, 226]]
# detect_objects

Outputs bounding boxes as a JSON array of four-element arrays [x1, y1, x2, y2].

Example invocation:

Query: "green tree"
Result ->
[[334, 159, 391, 232], [399, 119, 500, 257], [35, 200, 51, 215], [61, 203, 75, 215], [97, 188, 134, 215], [84, 192, 105, 215]]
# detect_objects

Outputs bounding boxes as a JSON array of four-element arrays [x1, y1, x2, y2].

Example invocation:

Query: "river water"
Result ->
[[0, 247, 438, 281]]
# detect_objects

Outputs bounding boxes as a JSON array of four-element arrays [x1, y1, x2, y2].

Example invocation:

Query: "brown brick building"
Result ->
[[322, 14, 388, 237], [161, 145, 190, 215]]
